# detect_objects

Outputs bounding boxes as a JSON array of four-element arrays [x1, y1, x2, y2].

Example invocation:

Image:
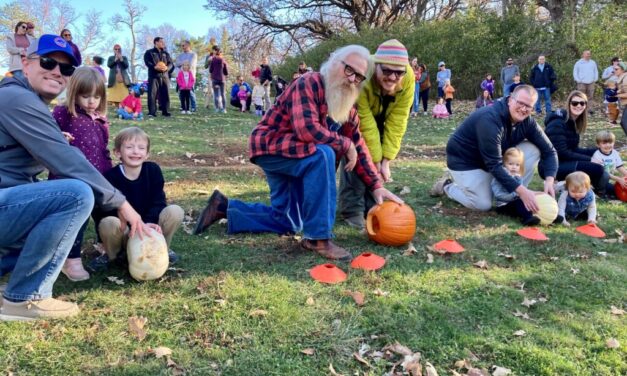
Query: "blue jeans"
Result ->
[[534, 88, 552, 114], [117, 108, 143, 120], [227, 145, 336, 240], [503, 83, 511, 98], [437, 87, 444, 98], [412, 83, 420, 113], [0, 179, 94, 301]]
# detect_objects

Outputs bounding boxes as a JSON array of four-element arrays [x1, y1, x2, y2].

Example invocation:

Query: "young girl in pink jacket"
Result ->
[[177, 62, 195, 114]]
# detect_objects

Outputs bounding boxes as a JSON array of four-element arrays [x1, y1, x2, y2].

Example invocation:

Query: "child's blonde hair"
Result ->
[[114, 127, 151, 152], [595, 130, 616, 144], [182, 61, 190, 70], [605, 80, 616, 88], [65, 67, 107, 117], [503, 147, 525, 175], [565, 171, 591, 192]]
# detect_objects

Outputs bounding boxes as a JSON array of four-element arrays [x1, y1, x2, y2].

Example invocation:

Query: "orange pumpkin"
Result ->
[[366, 201, 416, 246], [615, 179, 627, 202]]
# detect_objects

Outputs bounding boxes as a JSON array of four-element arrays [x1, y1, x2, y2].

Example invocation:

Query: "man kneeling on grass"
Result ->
[[194, 45, 402, 261]]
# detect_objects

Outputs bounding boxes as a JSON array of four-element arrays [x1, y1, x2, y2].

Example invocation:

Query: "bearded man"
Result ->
[[193, 45, 402, 260]]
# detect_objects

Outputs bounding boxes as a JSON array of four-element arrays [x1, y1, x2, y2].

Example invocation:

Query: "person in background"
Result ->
[[297, 61, 308, 75], [432, 97, 449, 119], [480, 73, 495, 99], [107, 44, 131, 107], [436, 61, 451, 99], [60, 28, 81, 66], [260, 57, 273, 111], [174, 40, 198, 112], [500, 57, 519, 97], [417, 63, 431, 115], [91, 56, 105, 78], [601, 57, 621, 114], [6, 21, 35, 78], [614, 62, 627, 136], [229, 75, 252, 111], [604, 80, 619, 125], [176, 61, 195, 114], [144, 37, 173, 117], [529, 55, 557, 116], [573, 50, 599, 115], [410, 57, 421, 117], [509, 73, 523, 94], [25, 22, 36, 37], [251, 76, 264, 116], [444, 79, 455, 115], [117, 85, 144, 121], [475, 89, 493, 109], [208, 45, 228, 113]]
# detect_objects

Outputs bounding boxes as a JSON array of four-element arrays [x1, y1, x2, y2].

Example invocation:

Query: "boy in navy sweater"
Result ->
[[92, 127, 184, 269]]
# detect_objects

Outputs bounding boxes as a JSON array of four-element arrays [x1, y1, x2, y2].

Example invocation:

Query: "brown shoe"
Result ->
[[194, 190, 228, 235], [0, 297, 79, 321], [301, 239, 352, 261]]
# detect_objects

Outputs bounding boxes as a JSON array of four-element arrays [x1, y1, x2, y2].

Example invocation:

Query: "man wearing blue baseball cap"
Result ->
[[0, 35, 149, 321]]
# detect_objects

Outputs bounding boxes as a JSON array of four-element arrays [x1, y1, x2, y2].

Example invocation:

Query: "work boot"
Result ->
[[430, 171, 452, 197], [301, 239, 352, 261], [194, 190, 228, 235], [0, 298, 80, 321]]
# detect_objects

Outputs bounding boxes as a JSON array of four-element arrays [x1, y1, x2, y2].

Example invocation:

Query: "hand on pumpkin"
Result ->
[[516, 185, 539, 213], [615, 176, 627, 189], [118, 201, 151, 239], [372, 187, 403, 205], [146, 223, 163, 234], [344, 143, 357, 172]]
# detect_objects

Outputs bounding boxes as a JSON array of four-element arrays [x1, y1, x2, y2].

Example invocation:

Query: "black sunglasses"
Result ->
[[379, 66, 407, 79], [341, 61, 366, 83], [570, 100, 586, 107], [62, 33, 71, 37], [20, 25, 27, 29], [31, 56, 75, 76]]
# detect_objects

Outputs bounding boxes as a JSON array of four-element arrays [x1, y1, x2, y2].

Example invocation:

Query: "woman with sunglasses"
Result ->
[[5, 21, 35, 78], [60, 28, 82, 66], [107, 44, 131, 106], [543, 90, 614, 197]]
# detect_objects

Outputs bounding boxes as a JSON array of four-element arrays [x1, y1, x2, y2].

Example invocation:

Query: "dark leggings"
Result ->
[[496, 199, 535, 224], [419, 89, 430, 112], [445, 99, 452, 114]]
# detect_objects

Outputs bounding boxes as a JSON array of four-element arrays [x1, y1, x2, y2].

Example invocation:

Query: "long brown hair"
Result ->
[[565, 90, 588, 134], [65, 67, 107, 117]]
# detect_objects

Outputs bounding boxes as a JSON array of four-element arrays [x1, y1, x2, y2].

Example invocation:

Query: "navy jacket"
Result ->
[[529, 63, 556, 89], [544, 109, 595, 162], [260, 64, 272, 85], [446, 98, 558, 193]]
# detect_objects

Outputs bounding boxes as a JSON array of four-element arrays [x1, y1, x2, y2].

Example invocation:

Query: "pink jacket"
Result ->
[[176, 70, 195, 90], [432, 103, 449, 119]]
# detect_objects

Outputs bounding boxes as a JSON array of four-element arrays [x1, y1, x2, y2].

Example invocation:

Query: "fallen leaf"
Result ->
[[153, 346, 172, 358], [383, 342, 413, 356], [521, 298, 537, 308], [513, 330, 526, 337], [401, 352, 421, 372], [426, 253, 434, 264], [305, 297, 315, 305], [497, 252, 516, 260], [372, 288, 390, 297], [403, 242, 417, 256], [606, 338, 620, 349], [491, 366, 511, 376], [107, 276, 125, 285], [610, 306, 625, 315], [512, 310, 530, 320], [473, 260, 488, 269], [400, 186, 411, 196], [425, 362, 438, 376], [353, 352, 371, 367], [128, 316, 148, 341], [185, 152, 194, 159], [328, 363, 344, 376], [301, 348, 315, 355], [597, 252, 608, 257], [571, 267, 579, 275], [166, 357, 186, 375], [454, 359, 472, 369], [358, 343, 370, 356], [537, 297, 548, 303], [344, 290, 365, 306], [248, 309, 268, 317]]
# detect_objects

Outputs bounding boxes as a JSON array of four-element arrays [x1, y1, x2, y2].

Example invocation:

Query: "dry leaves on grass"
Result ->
[[403, 242, 417, 256], [401, 352, 421, 375], [152, 346, 173, 358], [300, 348, 315, 356], [425, 362, 439, 376], [328, 363, 344, 376], [248, 309, 269, 317], [373, 288, 390, 297], [305, 297, 315, 305], [353, 352, 371, 367], [497, 252, 515, 260], [383, 342, 414, 356], [473, 260, 488, 269], [610, 306, 625, 315], [343, 290, 365, 306], [491, 366, 512, 375], [521, 298, 537, 308], [128, 316, 148, 341], [512, 310, 531, 320], [426, 253, 434, 264], [513, 330, 526, 337], [400, 186, 412, 196], [107, 276, 125, 285], [606, 338, 620, 349]]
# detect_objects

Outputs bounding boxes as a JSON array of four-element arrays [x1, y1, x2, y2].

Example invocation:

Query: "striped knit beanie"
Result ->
[[373, 39, 408, 66]]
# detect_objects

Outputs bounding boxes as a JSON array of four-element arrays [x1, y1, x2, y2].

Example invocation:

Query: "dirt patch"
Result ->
[[155, 143, 250, 167], [397, 145, 446, 160]]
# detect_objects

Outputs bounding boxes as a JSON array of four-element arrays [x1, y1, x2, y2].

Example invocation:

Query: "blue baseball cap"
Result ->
[[25, 34, 79, 66]]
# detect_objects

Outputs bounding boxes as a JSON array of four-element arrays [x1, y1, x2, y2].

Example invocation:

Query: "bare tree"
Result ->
[[110, 0, 147, 82], [75, 9, 105, 56]]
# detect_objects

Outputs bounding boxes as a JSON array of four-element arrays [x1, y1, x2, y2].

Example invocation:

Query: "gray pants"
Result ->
[[576, 83, 595, 110], [338, 158, 376, 219], [444, 141, 540, 211], [263, 84, 272, 111]]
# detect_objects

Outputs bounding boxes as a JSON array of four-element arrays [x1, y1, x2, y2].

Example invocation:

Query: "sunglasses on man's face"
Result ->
[[31, 56, 75, 76]]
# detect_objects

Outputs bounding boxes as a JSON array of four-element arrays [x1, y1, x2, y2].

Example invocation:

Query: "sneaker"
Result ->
[[423, 111, 428, 116], [87, 253, 110, 272], [301, 239, 352, 261], [222, 109, 227, 114], [194, 190, 229, 235], [168, 249, 179, 264], [430, 171, 452, 197], [0, 298, 79, 321], [162, 112, 172, 117], [344, 215, 365, 230], [61, 258, 90, 282], [522, 216, 541, 226]]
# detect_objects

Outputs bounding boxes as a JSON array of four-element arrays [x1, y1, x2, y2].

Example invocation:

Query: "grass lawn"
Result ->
[[1, 97, 625, 376]]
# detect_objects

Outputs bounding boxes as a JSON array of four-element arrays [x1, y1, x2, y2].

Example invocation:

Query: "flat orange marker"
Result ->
[[350, 252, 386, 271], [433, 239, 465, 253], [517, 227, 549, 241], [309, 264, 347, 284], [576, 223, 606, 238]]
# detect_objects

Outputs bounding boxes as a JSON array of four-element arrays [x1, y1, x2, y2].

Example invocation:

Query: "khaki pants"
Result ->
[[98, 205, 184, 259], [608, 102, 619, 122], [576, 83, 596, 111]]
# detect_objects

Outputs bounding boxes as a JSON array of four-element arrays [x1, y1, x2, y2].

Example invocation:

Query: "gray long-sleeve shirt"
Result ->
[[0, 76, 125, 211]]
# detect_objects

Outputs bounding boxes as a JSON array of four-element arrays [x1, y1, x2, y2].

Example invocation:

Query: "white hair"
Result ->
[[320, 44, 373, 85]]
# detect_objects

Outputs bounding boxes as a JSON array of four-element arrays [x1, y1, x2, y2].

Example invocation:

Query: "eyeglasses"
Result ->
[[511, 97, 533, 111], [341, 61, 366, 83], [20, 25, 28, 29], [379, 66, 407, 79], [570, 100, 587, 107], [62, 33, 71, 37], [30, 56, 75, 76]]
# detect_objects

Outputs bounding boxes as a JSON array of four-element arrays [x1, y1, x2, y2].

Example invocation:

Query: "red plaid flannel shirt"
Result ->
[[249, 72, 382, 191]]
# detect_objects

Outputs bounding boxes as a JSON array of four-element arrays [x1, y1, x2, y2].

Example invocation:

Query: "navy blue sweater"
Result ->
[[544, 109, 596, 162], [529, 63, 556, 89], [446, 98, 558, 193]]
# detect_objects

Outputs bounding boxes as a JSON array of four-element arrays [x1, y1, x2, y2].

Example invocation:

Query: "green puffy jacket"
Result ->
[[357, 64, 414, 163]]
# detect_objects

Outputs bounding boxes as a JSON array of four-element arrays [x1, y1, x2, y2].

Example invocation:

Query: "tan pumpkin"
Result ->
[[127, 228, 169, 281], [535, 193, 558, 225], [366, 201, 416, 246]]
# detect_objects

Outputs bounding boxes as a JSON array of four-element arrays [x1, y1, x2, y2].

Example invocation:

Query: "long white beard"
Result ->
[[325, 79, 360, 123]]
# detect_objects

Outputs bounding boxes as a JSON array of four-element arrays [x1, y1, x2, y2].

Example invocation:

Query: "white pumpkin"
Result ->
[[126, 228, 169, 281], [535, 193, 558, 225]]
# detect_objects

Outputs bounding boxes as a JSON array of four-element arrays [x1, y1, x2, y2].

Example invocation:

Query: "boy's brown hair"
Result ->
[[503, 147, 525, 175], [565, 171, 591, 192], [595, 130, 615, 144], [114, 127, 151, 152], [65, 67, 107, 117]]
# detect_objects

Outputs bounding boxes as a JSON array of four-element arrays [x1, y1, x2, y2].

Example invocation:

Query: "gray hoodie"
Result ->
[[0, 76, 125, 211]]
